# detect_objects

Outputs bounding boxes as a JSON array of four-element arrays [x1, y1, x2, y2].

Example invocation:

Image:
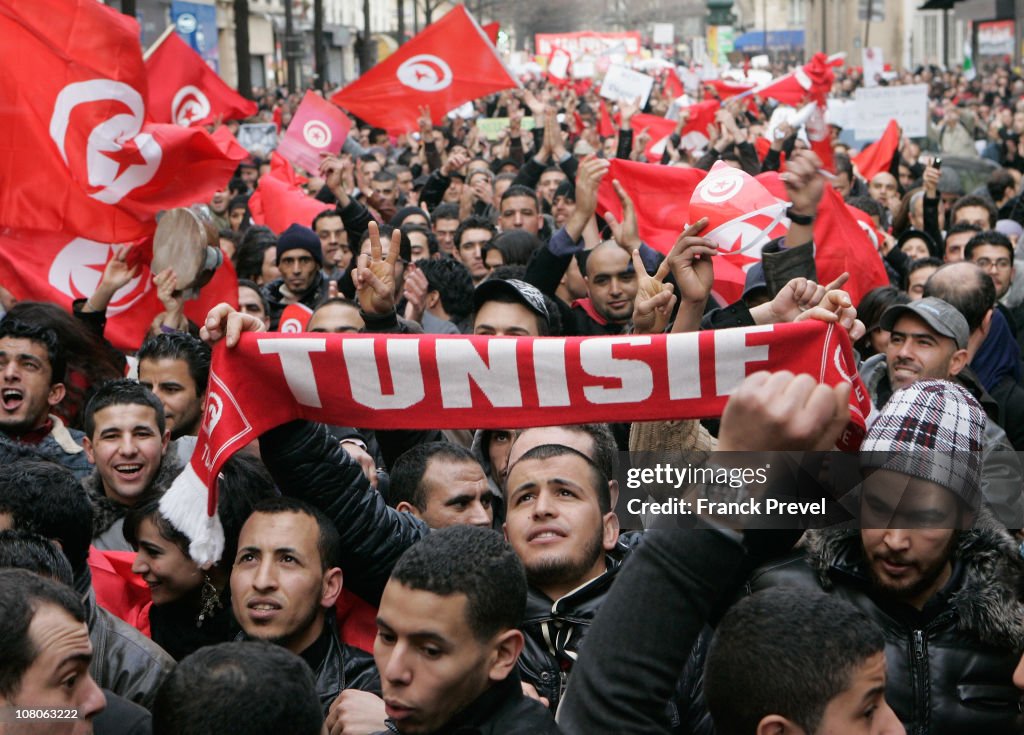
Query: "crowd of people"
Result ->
[[1, 50, 1024, 735]]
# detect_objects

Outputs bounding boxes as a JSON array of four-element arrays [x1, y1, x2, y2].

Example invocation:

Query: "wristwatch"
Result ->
[[787, 208, 815, 226]]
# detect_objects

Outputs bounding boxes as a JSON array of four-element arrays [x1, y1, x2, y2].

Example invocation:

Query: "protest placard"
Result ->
[[477, 116, 537, 140], [600, 64, 654, 107], [851, 84, 927, 139]]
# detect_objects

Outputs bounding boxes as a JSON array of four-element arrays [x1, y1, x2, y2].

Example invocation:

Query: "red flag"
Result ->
[[754, 52, 837, 106], [277, 91, 351, 175], [89, 548, 153, 635], [573, 110, 585, 137], [278, 303, 314, 333], [0, 0, 247, 243], [633, 100, 719, 162], [0, 228, 239, 351], [482, 22, 499, 45], [806, 104, 836, 174], [815, 186, 890, 304], [598, 100, 616, 137], [853, 119, 901, 180], [330, 6, 517, 131], [664, 68, 684, 99], [145, 30, 257, 127], [596, 159, 706, 254], [704, 79, 757, 98], [249, 154, 333, 235]]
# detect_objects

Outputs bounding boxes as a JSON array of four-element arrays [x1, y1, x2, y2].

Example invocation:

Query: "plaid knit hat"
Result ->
[[860, 380, 985, 509]]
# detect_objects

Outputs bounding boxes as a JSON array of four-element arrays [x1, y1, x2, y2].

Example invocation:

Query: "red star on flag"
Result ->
[[101, 137, 147, 179]]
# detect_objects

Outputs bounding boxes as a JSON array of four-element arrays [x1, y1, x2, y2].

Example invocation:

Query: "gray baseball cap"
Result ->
[[879, 297, 969, 349]]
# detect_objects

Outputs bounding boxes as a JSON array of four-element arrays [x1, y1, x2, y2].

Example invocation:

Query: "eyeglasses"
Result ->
[[974, 257, 1012, 270]]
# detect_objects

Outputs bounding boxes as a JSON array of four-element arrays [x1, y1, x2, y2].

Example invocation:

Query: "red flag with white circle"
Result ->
[[145, 30, 257, 127], [276, 91, 351, 175]]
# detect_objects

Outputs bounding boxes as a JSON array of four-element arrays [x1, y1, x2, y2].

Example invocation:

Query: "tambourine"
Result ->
[[152, 206, 224, 299]]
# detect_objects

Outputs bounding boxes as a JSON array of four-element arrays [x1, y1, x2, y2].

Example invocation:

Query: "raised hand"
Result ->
[[631, 250, 675, 335], [354, 221, 401, 315], [603, 179, 642, 252]]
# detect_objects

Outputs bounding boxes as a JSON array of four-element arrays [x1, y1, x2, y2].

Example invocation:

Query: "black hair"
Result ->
[[986, 168, 1016, 203], [228, 194, 251, 213], [390, 525, 526, 642], [499, 184, 540, 208], [514, 423, 617, 481], [431, 202, 461, 223], [152, 641, 323, 735], [415, 258, 474, 320], [490, 231, 542, 266], [311, 208, 344, 232], [510, 444, 611, 514], [855, 287, 910, 357], [964, 229, 1014, 265], [705, 588, 885, 735], [389, 442, 483, 511], [924, 262, 997, 332], [83, 378, 165, 440], [233, 226, 278, 282], [372, 169, 398, 184], [358, 223, 412, 264], [124, 454, 277, 568], [0, 530, 74, 587], [0, 318, 65, 386], [237, 278, 270, 317], [944, 223, 983, 258], [846, 195, 885, 222], [950, 193, 998, 229], [0, 569, 85, 698], [833, 153, 854, 180], [139, 332, 212, 395], [553, 179, 576, 202], [454, 215, 497, 249], [246, 496, 341, 571], [0, 461, 93, 577], [402, 223, 439, 256], [906, 256, 944, 287]]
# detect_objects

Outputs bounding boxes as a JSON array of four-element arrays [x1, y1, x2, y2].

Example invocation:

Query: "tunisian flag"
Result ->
[[145, 29, 257, 127], [0, 228, 239, 351], [330, 6, 518, 131], [0, 0, 247, 243], [633, 100, 719, 161], [853, 119, 901, 180], [753, 52, 839, 106]]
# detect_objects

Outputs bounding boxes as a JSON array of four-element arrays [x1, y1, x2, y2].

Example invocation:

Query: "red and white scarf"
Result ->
[[163, 320, 870, 564]]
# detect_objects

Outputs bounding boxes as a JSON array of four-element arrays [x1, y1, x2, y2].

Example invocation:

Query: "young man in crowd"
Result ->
[[81, 380, 178, 551], [0, 319, 91, 478], [138, 332, 211, 463], [230, 497, 380, 715], [370, 525, 559, 735]]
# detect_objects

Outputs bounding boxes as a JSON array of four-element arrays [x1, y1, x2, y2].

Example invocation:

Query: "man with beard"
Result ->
[[138, 332, 211, 463], [230, 496, 381, 717], [261, 224, 330, 330], [750, 380, 1024, 735], [859, 296, 1024, 525]]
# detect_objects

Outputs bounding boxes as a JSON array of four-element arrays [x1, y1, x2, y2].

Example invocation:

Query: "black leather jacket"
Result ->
[[312, 623, 381, 714], [85, 587, 176, 710], [376, 672, 561, 735], [260, 420, 429, 606], [748, 518, 1024, 735], [518, 536, 640, 711]]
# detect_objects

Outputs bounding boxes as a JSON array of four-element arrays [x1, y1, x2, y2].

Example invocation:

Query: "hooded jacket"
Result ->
[[748, 516, 1024, 735], [262, 272, 330, 331]]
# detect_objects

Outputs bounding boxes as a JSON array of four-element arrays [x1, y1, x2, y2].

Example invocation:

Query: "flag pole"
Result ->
[[144, 25, 176, 61]]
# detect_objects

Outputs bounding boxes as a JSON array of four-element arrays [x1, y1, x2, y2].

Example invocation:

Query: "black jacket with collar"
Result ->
[[376, 672, 561, 735], [238, 619, 380, 715], [748, 516, 1024, 735], [262, 272, 329, 330]]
